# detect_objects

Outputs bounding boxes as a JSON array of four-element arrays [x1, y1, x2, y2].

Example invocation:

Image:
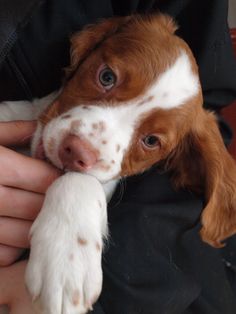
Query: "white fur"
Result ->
[[147, 52, 199, 109], [0, 93, 58, 122], [25, 173, 108, 314]]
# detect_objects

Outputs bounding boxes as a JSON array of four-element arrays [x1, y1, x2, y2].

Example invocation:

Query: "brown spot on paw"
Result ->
[[69, 253, 74, 261], [77, 237, 88, 245], [72, 290, 80, 306], [96, 242, 101, 252]]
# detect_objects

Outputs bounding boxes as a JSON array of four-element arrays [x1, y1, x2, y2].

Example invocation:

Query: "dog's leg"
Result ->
[[25, 172, 107, 314]]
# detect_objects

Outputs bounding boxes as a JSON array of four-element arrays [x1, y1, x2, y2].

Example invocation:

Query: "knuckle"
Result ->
[[0, 185, 6, 199]]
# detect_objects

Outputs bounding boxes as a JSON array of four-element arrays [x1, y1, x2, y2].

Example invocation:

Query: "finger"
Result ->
[[0, 121, 36, 147], [0, 217, 31, 248], [0, 186, 44, 220], [0, 244, 24, 267], [0, 146, 61, 193], [0, 261, 30, 307]]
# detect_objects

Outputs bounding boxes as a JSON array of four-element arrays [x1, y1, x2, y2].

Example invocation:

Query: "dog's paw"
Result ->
[[25, 233, 103, 314], [25, 173, 107, 314]]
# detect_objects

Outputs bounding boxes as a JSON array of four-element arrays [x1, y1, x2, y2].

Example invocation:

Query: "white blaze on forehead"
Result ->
[[145, 51, 199, 110]]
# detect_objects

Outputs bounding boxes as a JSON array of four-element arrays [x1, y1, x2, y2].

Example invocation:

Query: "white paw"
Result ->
[[25, 233, 103, 314], [25, 173, 107, 314]]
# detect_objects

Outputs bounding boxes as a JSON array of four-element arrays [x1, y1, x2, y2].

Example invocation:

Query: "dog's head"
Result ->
[[33, 14, 236, 247]]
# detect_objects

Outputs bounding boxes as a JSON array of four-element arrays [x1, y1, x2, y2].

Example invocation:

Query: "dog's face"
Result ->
[[33, 14, 236, 247], [33, 15, 200, 182]]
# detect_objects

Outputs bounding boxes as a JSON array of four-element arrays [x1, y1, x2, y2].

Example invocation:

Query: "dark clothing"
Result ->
[[0, 1, 236, 313]]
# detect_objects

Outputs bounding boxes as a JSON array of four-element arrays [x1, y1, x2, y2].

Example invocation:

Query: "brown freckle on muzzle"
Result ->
[[92, 123, 98, 130], [100, 164, 111, 171], [137, 95, 154, 106], [102, 140, 107, 145], [62, 114, 72, 119], [71, 120, 83, 132], [47, 137, 55, 154], [98, 121, 106, 132]]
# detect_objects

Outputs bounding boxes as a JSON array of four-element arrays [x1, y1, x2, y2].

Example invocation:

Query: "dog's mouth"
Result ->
[[34, 138, 46, 160]]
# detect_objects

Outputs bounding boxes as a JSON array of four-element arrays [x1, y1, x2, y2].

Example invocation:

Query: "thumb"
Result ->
[[0, 121, 37, 146]]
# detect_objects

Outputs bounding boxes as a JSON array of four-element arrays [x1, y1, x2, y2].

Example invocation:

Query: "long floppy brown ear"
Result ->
[[65, 16, 132, 78], [169, 109, 236, 247]]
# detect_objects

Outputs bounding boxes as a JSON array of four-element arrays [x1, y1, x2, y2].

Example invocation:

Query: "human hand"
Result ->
[[0, 261, 35, 313], [0, 121, 61, 266]]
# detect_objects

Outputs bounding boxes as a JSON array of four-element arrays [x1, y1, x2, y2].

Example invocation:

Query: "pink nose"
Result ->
[[59, 134, 98, 171]]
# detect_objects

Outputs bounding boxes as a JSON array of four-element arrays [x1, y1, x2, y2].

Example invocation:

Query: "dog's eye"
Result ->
[[142, 135, 160, 148], [99, 67, 116, 89]]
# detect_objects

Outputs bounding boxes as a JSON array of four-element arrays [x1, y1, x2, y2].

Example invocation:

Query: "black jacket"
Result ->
[[0, 1, 236, 313]]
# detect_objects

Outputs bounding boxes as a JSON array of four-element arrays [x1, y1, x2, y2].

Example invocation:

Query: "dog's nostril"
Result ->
[[64, 146, 72, 154], [76, 160, 86, 168]]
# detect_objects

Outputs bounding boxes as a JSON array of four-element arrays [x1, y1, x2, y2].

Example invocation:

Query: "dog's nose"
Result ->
[[59, 134, 98, 171]]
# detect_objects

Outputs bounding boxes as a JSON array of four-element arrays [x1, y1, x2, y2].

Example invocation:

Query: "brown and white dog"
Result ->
[[1, 14, 236, 314]]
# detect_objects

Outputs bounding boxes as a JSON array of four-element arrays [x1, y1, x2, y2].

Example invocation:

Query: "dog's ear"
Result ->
[[168, 109, 236, 247], [154, 14, 178, 34], [65, 16, 131, 78]]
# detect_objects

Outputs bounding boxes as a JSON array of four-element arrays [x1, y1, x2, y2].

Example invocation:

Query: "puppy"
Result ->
[[1, 14, 236, 314]]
